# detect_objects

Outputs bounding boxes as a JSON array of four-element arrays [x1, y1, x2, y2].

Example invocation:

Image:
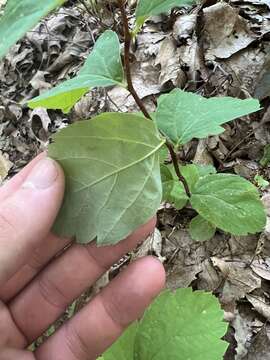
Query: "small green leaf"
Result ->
[[135, 288, 228, 360], [135, 0, 194, 27], [190, 174, 266, 236], [181, 164, 216, 192], [159, 145, 169, 164], [28, 30, 125, 113], [180, 164, 199, 192], [161, 163, 216, 208], [49, 112, 164, 245], [161, 164, 188, 209], [156, 89, 261, 146], [0, 0, 66, 60], [189, 215, 216, 241], [255, 175, 269, 190], [100, 322, 138, 360]]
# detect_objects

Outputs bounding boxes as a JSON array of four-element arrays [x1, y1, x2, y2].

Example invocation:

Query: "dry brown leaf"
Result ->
[[203, 3, 256, 60], [0, 152, 12, 184]]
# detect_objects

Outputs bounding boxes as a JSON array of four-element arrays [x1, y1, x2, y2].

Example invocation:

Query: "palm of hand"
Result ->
[[0, 155, 164, 360]]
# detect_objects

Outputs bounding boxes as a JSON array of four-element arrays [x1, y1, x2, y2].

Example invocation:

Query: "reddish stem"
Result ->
[[117, 0, 190, 197]]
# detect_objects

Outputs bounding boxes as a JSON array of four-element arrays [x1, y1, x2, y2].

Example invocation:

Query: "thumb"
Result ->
[[0, 157, 65, 286]]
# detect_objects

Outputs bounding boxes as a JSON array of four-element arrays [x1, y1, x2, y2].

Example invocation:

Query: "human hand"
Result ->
[[0, 154, 165, 360]]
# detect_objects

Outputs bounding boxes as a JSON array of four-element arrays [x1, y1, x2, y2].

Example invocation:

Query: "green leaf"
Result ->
[[159, 145, 169, 164], [156, 89, 261, 146], [135, 0, 194, 27], [135, 288, 228, 360], [161, 163, 215, 208], [195, 164, 217, 177], [161, 164, 188, 209], [255, 175, 269, 190], [28, 30, 125, 113], [181, 164, 216, 192], [100, 322, 138, 360], [101, 288, 227, 360], [189, 215, 216, 241], [49, 112, 164, 245], [0, 0, 66, 60], [190, 174, 266, 236]]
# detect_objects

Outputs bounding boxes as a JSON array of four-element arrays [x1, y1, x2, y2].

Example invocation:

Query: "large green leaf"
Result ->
[[49, 113, 164, 245], [0, 0, 66, 60], [135, 0, 194, 27], [189, 215, 216, 242], [135, 288, 228, 360], [28, 30, 125, 113], [101, 288, 227, 360], [190, 174, 266, 236], [156, 89, 261, 146]]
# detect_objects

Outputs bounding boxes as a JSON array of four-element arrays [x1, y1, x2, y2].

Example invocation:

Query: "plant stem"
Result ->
[[166, 142, 191, 197], [118, 0, 150, 120], [117, 0, 191, 198]]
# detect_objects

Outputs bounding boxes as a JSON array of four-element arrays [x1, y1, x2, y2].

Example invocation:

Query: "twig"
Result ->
[[117, 0, 191, 197]]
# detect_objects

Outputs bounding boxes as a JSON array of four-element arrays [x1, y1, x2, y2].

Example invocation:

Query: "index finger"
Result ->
[[0, 157, 64, 286]]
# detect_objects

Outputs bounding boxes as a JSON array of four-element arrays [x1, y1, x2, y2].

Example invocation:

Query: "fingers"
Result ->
[[9, 218, 156, 346], [0, 233, 71, 302], [35, 257, 165, 360], [0, 348, 35, 360], [0, 157, 65, 286]]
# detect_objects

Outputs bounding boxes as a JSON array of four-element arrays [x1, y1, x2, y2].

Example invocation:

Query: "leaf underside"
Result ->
[[49, 113, 164, 245], [0, 0, 66, 60], [28, 30, 124, 113], [156, 89, 261, 145], [190, 174, 266, 236]]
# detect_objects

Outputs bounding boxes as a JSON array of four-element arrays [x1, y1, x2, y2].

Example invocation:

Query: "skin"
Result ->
[[0, 154, 165, 360]]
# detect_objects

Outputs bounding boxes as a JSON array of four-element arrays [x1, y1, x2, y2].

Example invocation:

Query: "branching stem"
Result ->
[[117, 0, 191, 197]]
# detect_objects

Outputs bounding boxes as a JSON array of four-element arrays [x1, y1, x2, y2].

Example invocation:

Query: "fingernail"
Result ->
[[22, 158, 59, 190]]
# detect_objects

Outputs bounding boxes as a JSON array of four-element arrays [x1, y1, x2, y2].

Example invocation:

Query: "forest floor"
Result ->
[[1, 0, 270, 358]]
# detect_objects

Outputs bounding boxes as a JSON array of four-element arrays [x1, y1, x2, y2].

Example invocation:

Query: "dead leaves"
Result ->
[[203, 3, 256, 60]]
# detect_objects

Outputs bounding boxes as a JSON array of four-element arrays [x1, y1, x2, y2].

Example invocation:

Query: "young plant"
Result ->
[[1, 0, 259, 357], [0, 0, 266, 245]]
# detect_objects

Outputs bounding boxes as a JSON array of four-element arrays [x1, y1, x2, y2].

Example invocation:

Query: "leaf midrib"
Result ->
[[56, 136, 155, 149], [63, 139, 165, 193], [191, 193, 254, 215], [103, 155, 156, 240]]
